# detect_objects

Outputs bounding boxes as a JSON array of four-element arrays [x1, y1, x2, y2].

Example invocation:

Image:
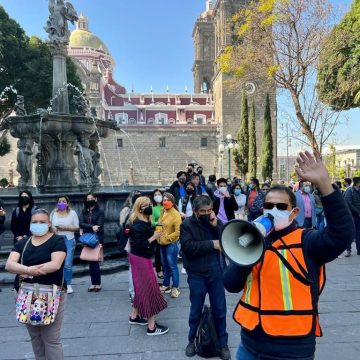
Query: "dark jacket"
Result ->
[[213, 193, 238, 221], [10, 205, 37, 241], [79, 205, 105, 243], [223, 188, 354, 358], [129, 219, 156, 258], [344, 186, 360, 216], [206, 181, 217, 200], [180, 215, 223, 274], [169, 180, 185, 204]]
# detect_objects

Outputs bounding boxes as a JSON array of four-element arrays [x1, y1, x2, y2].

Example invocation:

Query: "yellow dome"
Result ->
[[69, 29, 110, 54]]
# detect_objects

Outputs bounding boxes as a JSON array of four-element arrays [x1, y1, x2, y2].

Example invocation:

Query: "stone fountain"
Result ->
[[2, 0, 116, 194]]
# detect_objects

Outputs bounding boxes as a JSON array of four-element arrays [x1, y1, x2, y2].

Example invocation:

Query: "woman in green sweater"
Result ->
[[151, 189, 164, 279]]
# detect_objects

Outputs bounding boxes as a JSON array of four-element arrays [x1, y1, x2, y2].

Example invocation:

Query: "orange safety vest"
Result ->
[[234, 228, 325, 337]]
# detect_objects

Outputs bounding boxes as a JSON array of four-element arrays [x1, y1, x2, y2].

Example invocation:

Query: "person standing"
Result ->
[[223, 151, 354, 360], [151, 189, 164, 279], [196, 166, 206, 188], [295, 181, 316, 228], [79, 193, 104, 292], [180, 195, 230, 360], [51, 196, 79, 294], [246, 178, 260, 222], [128, 196, 169, 336], [11, 191, 37, 244], [6, 209, 67, 360], [232, 184, 247, 220], [158, 193, 182, 298], [344, 177, 360, 257], [206, 175, 217, 200], [169, 171, 187, 208], [213, 178, 238, 224], [248, 183, 270, 221]]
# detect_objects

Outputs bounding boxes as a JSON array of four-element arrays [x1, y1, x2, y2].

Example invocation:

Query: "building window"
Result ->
[[159, 137, 166, 148], [155, 113, 168, 125], [115, 113, 128, 124], [195, 114, 206, 124], [200, 137, 208, 148], [117, 138, 123, 148]]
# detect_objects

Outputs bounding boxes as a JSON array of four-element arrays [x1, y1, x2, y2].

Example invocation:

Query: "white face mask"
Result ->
[[303, 186, 311, 194], [154, 195, 163, 204], [219, 187, 227, 194], [264, 208, 294, 231]]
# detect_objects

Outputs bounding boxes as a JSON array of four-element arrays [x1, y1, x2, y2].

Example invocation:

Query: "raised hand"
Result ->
[[295, 151, 333, 196]]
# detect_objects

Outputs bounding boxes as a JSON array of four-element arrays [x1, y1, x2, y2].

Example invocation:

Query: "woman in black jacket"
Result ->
[[79, 193, 104, 292], [128, 196, 168, 336]]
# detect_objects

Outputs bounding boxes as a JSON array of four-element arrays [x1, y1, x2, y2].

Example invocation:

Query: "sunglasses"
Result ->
[[263, 202, 289, 211]]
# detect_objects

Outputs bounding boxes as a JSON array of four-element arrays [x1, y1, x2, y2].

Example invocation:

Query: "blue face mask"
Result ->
[[30, 223, 49, 237], [234, 189, 242, 196]]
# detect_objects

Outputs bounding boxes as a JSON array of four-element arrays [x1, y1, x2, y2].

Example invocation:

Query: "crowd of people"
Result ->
[[2, 153, 359, 360]]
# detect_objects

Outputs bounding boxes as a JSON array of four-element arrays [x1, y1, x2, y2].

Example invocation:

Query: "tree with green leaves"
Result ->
[[317, 0, 360, 110], [261, 94, 273, 181], [248, 101, 257, 177], [233, 92, 249, 178]]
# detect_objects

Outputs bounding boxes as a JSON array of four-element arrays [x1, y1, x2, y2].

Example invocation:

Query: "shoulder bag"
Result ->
[[80, 243, 104, 262], [15, 237, 63, 326]]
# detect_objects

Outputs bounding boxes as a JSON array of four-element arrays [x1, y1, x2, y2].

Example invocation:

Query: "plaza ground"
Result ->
[[1, 248, 360, 360]]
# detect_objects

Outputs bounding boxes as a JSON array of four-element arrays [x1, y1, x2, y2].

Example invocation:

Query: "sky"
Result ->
[[1, 0, 359, 152]]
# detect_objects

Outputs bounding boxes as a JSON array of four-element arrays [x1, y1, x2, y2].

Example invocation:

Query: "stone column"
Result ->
[[51, 45, 69, 113]]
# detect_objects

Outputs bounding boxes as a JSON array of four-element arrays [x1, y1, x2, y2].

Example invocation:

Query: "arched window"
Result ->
[[155, 113, 168, 125], [115, 113, 128, 124]]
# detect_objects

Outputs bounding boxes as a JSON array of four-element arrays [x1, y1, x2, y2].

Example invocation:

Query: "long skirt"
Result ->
[[129, 253, 167, 319]]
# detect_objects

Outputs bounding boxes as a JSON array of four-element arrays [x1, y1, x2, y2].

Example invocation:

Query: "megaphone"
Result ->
[[220, 215, 273, 267]]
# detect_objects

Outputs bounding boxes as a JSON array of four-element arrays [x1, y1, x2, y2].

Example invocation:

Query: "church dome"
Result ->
[[69, 14, 110, 54]]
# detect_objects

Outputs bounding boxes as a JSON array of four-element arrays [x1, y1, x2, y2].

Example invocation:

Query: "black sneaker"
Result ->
[[129, 315, 148, 326], [185, 342, 196, 357], [146, 323, 169, 336], [220, 346, 231, 360]]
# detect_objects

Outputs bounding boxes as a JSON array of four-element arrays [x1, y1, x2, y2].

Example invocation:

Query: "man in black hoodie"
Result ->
[[223, 151, 355, 360]]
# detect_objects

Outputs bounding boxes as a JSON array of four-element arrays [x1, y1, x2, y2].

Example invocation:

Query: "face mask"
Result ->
[[187, 169, 193, 174], [85, 200, 96, 208], [20, 196, 30, 205], [234, 189, 241, 196], [179, 177, 186, 184], [249, 184, 255, 190], [263, 208, 293, 231], [186, 188, 195, 195], [57, 203, 68, 211], [198, 214, 210, 223], [303, 186, 311, 194], [143, 206, 153, 216], [30, 223, 49, 237], [227, 181, 232, 186], [163, 201, 173, 210], [154, 195, 163, 204], [219, 187, 227, 194], [197, 170, 203, 175]]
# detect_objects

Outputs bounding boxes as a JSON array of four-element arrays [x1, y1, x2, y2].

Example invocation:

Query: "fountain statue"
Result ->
[[1, 0, 117, 193]]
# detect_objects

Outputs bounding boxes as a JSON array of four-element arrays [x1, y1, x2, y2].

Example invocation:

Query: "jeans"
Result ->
[[236, 343, 315, 360], [187, 272, 228, 347], [350, 216, 360, 253], [64, 238, 75, 285], [160, 242, 179, 288], [89, 261, 101, 285], [316, 212, 325, 231]]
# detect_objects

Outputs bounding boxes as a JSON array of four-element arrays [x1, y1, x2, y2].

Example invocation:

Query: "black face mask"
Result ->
[[20, 196, 30, 206], [179, 178, 186, 184], [186, 188, 195, 195], [143, 206, 153, 216], [198, 214, 210, 223], [85, 200, 96, 208], [187, 169, 193, 174], [197, 170, 203, 175]]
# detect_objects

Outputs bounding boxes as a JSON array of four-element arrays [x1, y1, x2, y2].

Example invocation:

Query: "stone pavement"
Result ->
[[1, 250, 360, 360]]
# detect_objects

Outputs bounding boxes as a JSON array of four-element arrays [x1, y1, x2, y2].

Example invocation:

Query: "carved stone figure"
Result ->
[[73, 95, 89, 116], [75, 139, 94, 186], [16, 139, 33, 186], [15, 96, 27, 116], [91, 144, 102, 185], [44, 0, 78, 45], [90, 107, 97, 118]]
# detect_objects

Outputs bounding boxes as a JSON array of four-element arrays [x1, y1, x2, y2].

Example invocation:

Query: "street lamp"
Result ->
[[219, 134, 239, 178]]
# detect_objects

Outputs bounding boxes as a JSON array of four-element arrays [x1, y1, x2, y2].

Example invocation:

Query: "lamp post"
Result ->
[[218, 134, 239, 178]]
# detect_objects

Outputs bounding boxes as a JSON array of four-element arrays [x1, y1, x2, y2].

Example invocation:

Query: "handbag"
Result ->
[[15, 238, 63, 326], [80, 243, 104, 262], [79, 232, 99, 248]]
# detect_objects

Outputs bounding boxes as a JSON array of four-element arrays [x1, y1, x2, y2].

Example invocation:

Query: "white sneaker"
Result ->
[[181, 267, 187, 275], [67, 285, 74, 294]]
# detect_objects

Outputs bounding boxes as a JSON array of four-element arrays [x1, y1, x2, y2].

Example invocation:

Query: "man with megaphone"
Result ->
[[223, 151, 355, 360]]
